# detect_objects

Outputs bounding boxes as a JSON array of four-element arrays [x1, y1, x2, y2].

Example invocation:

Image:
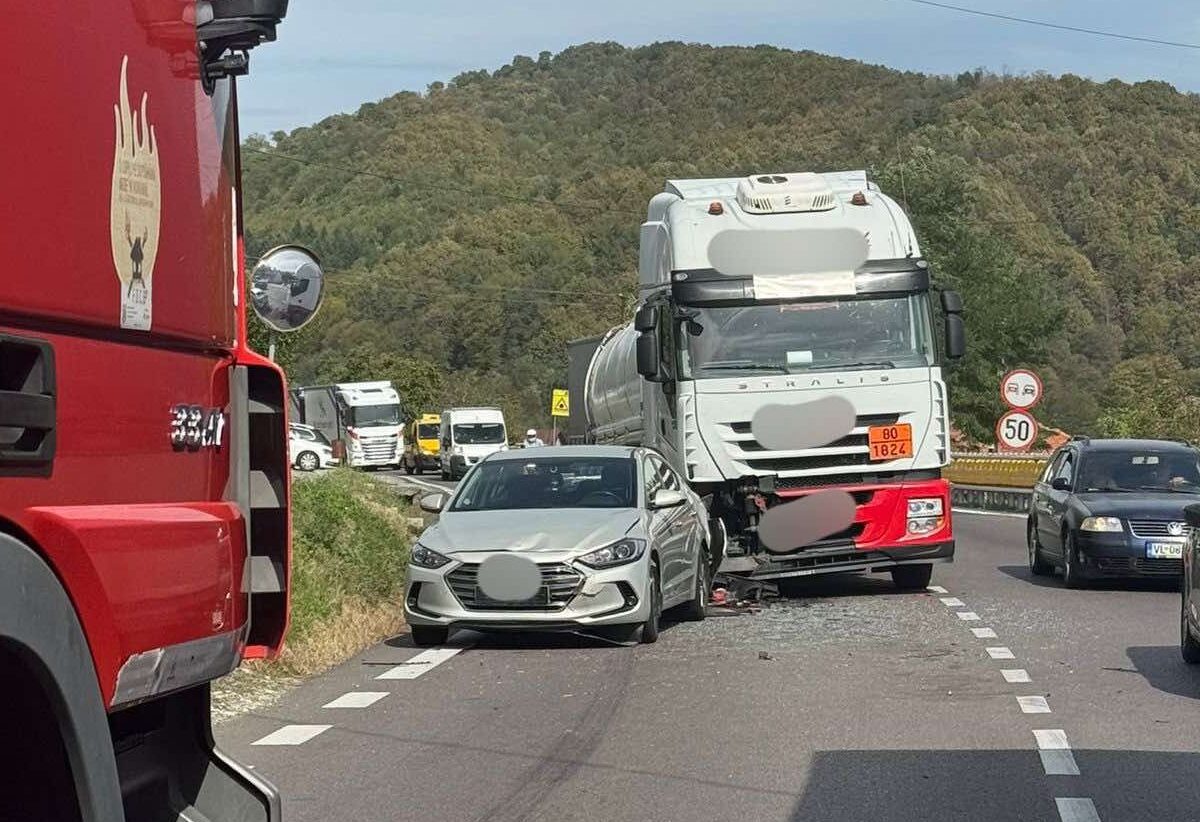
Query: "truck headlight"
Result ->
[[1080, 516, 1122, 533], [411, 543, 451, 569], [577, 538, 645, 569], [907, 498, 944, 516]]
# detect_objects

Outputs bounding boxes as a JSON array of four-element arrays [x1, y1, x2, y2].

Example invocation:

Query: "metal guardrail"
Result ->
[[946, 452, 1048, 515]]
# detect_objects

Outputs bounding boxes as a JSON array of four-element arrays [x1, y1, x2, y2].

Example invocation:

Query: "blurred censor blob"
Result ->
[[752, 396, 856, 452], [707, 227, 868, 299], [758, 490, 858, 554], [477, 553, 542, 602]]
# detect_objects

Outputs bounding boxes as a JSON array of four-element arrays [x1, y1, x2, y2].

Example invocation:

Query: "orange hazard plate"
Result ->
[[868, 423, 913, 461]]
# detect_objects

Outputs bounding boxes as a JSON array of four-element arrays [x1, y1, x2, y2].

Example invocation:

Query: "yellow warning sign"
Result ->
[[551, 389, 570, 418]]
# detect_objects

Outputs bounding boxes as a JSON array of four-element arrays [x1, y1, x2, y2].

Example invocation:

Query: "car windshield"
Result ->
[[450, 456, 636, 511], [1077, 451, 1200, 492], [417, 424, 439, 440], [349, 404, 402, 427], [453, 423, 505, 444], [683, 295, 935, 377]]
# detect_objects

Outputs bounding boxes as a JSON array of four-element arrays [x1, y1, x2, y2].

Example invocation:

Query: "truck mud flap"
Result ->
[[112, 684, 279, 822]]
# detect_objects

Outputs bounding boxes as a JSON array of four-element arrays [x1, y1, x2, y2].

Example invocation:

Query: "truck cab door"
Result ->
[[645, 306, 682, 467]]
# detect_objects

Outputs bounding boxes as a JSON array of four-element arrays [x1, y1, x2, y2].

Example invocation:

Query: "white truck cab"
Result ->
[[439, 407, 508, 480]]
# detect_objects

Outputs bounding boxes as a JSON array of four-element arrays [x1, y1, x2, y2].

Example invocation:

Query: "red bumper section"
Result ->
[[758, 478, 954, 579]]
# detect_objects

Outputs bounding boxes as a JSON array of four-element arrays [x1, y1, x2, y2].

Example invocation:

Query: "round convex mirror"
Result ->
[[249, 245, 325, 332]]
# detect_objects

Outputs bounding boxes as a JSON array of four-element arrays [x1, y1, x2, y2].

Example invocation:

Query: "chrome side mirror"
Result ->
[[650, 489, 686, 509], [419, 493, 445, 514], [250, 245, 325, 333]]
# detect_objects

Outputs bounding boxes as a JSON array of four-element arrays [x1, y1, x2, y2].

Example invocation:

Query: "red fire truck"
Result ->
[[0, 3, 320, 820]]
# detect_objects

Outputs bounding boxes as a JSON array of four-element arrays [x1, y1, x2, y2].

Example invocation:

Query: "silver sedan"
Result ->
[[404, 445, 713, 645]]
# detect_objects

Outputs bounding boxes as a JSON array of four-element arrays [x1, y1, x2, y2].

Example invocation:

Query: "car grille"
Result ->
[[1128, 520, 1185, 538], [721, 414, 901, 474], [360, 435, 399, 461], [447, 562, 583, 610], [1092, 557, 1182, 576]]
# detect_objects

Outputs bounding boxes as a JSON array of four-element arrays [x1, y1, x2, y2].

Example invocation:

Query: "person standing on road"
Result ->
[[524, 429, 545, 448]]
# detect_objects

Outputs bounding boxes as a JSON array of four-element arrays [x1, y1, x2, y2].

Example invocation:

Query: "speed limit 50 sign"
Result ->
[[996, 409, 1038, 452]]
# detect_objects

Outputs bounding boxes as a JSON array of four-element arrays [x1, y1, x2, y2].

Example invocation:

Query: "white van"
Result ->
[[439, 407, 507, 480]]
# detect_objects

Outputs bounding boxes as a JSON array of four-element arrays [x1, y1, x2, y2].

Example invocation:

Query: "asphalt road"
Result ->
[[217, 511, 1200, 822]]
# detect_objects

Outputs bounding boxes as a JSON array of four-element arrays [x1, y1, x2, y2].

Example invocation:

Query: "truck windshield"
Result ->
[[349, 405, 402, 427], [683, 295, 935, 377], [417, 424, 440, 440], [454, 423, 506, 444]]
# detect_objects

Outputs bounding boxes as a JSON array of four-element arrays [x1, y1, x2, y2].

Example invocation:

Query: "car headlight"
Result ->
[[577, 538, 646, 569], [907, 498, 944, 517], [410, 543, 451, 569], [1080, 516, 1123, 533]]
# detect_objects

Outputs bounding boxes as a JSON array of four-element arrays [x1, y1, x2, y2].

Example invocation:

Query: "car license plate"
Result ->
[[1146, 542, 1184, 559], [474, 586, 549, 607], [868, 423, 913, 461]]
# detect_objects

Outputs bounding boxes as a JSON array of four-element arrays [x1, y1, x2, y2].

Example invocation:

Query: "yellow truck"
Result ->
[[402, 413, 443, 475]]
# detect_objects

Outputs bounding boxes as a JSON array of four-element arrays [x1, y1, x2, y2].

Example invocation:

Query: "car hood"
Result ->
[[422, 508, 641, 555], [1074, 492, 1200, 519]]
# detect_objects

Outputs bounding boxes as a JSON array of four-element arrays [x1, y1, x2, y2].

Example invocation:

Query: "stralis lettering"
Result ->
[[736, 375, 893, 390]]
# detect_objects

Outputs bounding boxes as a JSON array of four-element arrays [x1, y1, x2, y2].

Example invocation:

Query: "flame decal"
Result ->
[[110, 56, 161, 329]]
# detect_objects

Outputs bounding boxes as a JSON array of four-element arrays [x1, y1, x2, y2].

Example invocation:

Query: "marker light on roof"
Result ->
[[708, 201, 724, 215], [851, 191, 868, 206]]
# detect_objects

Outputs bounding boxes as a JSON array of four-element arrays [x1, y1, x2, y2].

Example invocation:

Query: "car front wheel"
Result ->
[[679, 548, 709, 622], [1028, 520, 1052, 576], [639, 562, 662, 644], [1182, 584, 1200, 664], [1062, 532, 1085, 589], [296, 451, 320, 472]]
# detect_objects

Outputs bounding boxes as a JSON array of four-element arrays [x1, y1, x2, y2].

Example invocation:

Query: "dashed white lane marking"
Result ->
[[986, 646, 1016, 660], [252, 725, 332, 746], [927, 585, 949, 594], [971, 627, 998, 639], [940, 597, 966, 607], [1055, 797, 1100, 822], [956, 611, 981, 621], [1002, 669, 1032, 683], [1018, 695, 1052, 714], [1034, 729, 1071, 750], [323, 691, 389, 709], [377, 647, 463, 680], [1040, 750, 1082, 776]]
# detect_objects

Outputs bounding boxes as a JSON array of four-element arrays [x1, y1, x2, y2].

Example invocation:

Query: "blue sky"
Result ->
[[239, 1, 1200, 136]]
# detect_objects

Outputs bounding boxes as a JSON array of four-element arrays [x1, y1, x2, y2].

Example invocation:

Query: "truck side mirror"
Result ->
[[940, 290, 965, 360], [634, 306, 657, 333], [636, 332, 661, 381]]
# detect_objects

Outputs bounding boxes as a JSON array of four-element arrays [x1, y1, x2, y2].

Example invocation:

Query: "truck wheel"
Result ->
[[404, 460, 415, 475], [440, 465, 450, 481], [891, 564, 933, 591], [410, 625, 449, 647], [296, 451, 320, 472], [679, 549, 709, 622]]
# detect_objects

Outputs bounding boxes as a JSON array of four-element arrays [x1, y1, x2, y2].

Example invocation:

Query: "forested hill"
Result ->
[[242, 42, 1200, 442]]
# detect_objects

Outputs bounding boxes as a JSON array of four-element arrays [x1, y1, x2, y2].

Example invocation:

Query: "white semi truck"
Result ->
[[291, 381, 405, 469], [571, 170, 965, 590]]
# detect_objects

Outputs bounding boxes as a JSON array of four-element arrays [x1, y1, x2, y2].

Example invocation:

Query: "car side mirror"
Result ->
[[650, 489, 686, 509], [1051, 477, 1071, 492], [636, 332, 661, 381], [419, 493, 445, 513], [1185, 503, 1200, 529]]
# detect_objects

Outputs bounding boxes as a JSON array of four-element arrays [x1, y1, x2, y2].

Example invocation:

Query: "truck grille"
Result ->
[[447, 562, 583, 610], [1128, 520, 1185, 538], [723, 414, 901, 475], [360, 435, 399, 462]]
